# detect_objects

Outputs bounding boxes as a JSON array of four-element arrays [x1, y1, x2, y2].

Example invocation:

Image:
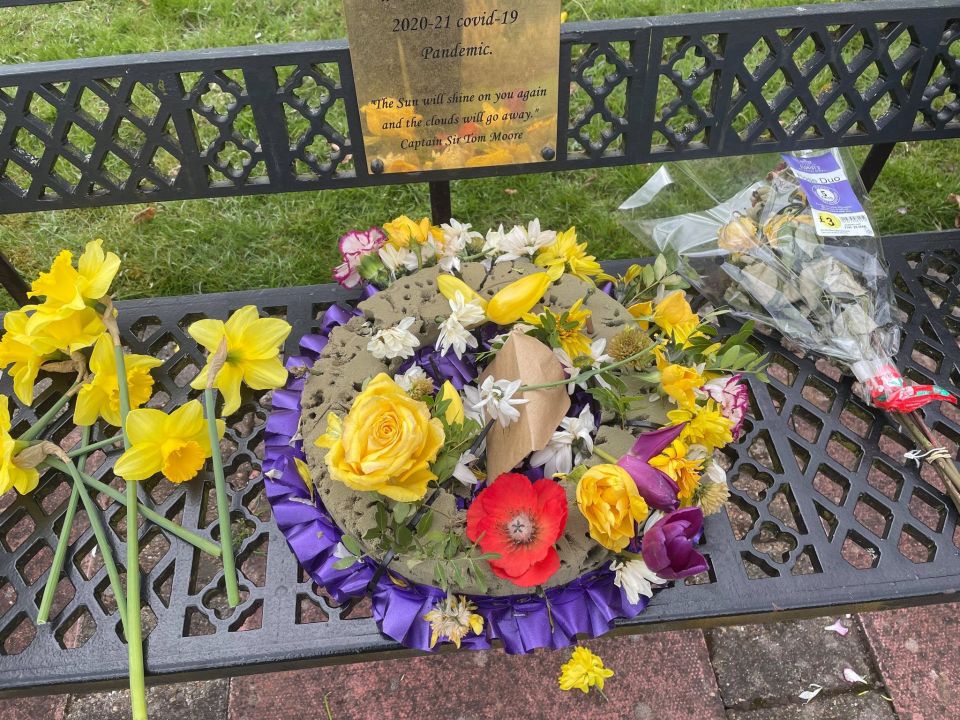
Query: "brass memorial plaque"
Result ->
[[343, 0, 561, 174]]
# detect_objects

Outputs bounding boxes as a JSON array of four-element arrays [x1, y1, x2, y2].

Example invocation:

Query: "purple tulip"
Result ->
[[616, 424, 685, 511], [641, 507, 708, 580]]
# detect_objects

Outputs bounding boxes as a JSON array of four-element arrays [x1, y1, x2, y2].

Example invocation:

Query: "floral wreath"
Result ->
[[265, 215, 762, 653]]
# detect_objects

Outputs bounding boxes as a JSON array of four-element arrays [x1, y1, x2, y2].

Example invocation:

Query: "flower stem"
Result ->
[[66, 435, 123, 457], [113, 343, 147, 720], [43, 459, 221, 557], [593, 447, 619, 464], [37, 426, 90, 625], [204, 387, 240, 607], [19, 380, 84, 442], [518, 345, 659, 393], [894, 411, 960, 513]]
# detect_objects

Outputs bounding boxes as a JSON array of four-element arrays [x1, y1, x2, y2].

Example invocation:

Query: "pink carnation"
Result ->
[[702, 374, 749, 439], [333, 228, 387, 289]]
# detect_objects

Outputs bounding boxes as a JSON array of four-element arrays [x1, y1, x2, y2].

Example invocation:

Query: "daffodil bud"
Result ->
[[436, 380, 465, 425], [437, 275, 487, 310], [485, 273, 551, 325]]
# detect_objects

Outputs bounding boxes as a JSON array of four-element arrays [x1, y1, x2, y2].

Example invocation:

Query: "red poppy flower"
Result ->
[[466, 472, 568, 587]]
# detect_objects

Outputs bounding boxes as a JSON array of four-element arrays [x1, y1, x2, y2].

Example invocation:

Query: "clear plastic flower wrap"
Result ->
[[617, 150, 954, 413]]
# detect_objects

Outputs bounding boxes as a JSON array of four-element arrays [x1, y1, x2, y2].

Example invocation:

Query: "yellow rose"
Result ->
[[383, 215, 441, 249], [576, 463, 649, 552], [315, 373, 444, 502]]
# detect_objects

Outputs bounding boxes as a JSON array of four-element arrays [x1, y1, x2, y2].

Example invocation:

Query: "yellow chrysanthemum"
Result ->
[[74, 335, 162, 427], [558, 646, 614, 694], [650, 439, 704, 505], [667, 400, 734, 452], [382, 215, 442, 249], [189, 306, 292, 416], [0, 397, 40, 496], [535, 227, 610, 283], [113, 400, 225, 484], [654, 347, 703, 408], [653, 291, 700, 346], [29, 239, 120, 317], [523, 298, 593, 360], [424, 595, 484, 649]]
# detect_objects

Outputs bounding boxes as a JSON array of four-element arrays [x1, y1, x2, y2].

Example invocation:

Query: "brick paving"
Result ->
[[0, 608, 954, 719]]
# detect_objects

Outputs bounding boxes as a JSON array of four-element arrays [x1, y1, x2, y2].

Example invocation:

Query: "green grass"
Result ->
[[1, 0, 958, 311]]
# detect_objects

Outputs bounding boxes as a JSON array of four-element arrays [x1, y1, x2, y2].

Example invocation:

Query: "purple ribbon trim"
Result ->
[[263, 309, 655, 654]]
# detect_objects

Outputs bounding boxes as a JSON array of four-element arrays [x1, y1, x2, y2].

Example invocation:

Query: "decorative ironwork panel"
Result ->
[[0, 232, 958, 695], [0, 2, 957, 215]]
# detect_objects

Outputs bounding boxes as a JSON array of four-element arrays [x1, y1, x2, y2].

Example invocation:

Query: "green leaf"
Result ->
[[392, 502, 412, 524], [333, 556, 358, 570], [654, 254, 668, 279], [396, 525, 413, 548], [416, 509, 434, 535], [340, 534, 363, 556]]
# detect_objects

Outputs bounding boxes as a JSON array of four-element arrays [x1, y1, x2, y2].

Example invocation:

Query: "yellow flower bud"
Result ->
[[437, 275, 487, 310], [436, 380, 465, 425], [485, 273, 552, 325]]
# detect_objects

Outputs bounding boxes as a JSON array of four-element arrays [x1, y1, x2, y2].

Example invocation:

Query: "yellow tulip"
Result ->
[[316, 373, 444, 502], [0, 397, 40, 495], [189, 306, 292, 416], [485, 273, 552, 325], [437, 275, 487, 310], [576, 463, 648, 552], [74, 335, 162, 427], [113, 400, 225, 484], [29, 239, 120, 315], [436, 380, 465, 425]]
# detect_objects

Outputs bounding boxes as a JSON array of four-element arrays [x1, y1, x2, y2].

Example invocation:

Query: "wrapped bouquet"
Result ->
[[619, 150, 960, 509], [265, 215, 764, 652]]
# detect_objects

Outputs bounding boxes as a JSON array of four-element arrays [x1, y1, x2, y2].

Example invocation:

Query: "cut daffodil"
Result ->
[[75, 335, 162, 427], [188, 305, 292, 416], [113, 400, 225, 484], [0, 397, 40, 495]]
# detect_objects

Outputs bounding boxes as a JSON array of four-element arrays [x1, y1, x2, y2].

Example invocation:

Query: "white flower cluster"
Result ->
[[529, 406, 596, 477], [463, 376, 529, 428], [482, 218, 556, 263], [367, 317, 420, 360], [610, 557, 667, 605], [436, 291, 486, 359]]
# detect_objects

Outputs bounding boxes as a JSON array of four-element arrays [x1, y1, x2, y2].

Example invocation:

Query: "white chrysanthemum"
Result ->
[[449, 291, 486, 329], [610, 557, 667, 605], [394, 364, 428, 391], [367, 317, 420, 360], [464, 376, 529, 427], [378, 244, 419, 273], [437, 314, 477, 359], [529, 406, 596, 477]]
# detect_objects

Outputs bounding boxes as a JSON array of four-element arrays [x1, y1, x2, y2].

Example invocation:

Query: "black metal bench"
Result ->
[[0, 0, 958, 697]]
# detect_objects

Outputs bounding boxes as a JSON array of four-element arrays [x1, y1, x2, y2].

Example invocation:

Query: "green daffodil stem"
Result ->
[[37, 426, 90, 625], [111, 342, 148, 720], [593, 447, 619, 464], [43, 459, 221, 558], [19, 380, 84, 442], [518, 344, 659, 393], [66, 435, 123, 457], [204, 387, 240, 607]]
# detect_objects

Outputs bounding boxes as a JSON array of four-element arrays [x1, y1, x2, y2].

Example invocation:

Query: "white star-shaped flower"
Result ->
[[610, 557, 667, 605], [464, 376, 529, 427]]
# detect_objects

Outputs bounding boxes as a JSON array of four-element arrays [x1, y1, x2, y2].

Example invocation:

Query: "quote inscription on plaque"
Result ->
[[343, 0, 561, 174]]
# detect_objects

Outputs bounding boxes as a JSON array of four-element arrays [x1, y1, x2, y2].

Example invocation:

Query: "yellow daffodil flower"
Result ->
[[188, 306, 292, 416], [654, 347, 703, 408], [650, 439, 704, 505], [485, 273, 552, 325], [534, 227, 610, 283], [653, 291, 700, 346], [0, 309, 60, 405], [0, 397, 40, 495], [523, 298, 593, 360], [113, 400, 225, 484], [667, 400, 734, 452], [558, 646, 614, 694], [436, 381, 465, 425], [74, 335, 162, 427], [26, 305, 105, 354], [29, 239, 120, 316]]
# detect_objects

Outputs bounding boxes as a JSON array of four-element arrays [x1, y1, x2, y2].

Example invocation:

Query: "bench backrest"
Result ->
[[0, 0, 956, 215]]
